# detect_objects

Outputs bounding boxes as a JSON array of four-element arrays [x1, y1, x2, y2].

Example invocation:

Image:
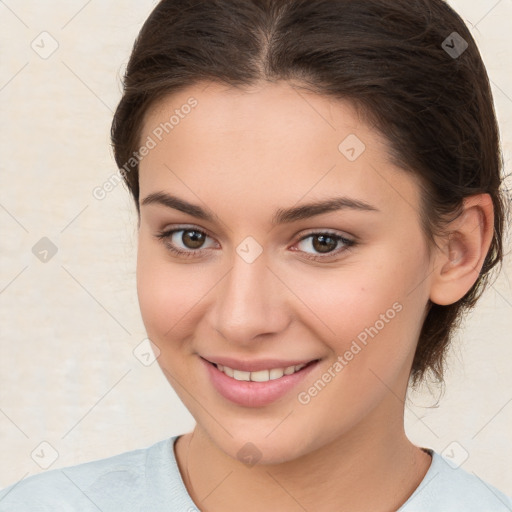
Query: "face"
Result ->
[[136, 81, 433, 464]]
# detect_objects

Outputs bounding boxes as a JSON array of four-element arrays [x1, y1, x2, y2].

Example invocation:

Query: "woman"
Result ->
[[1, 0, 511, 510]]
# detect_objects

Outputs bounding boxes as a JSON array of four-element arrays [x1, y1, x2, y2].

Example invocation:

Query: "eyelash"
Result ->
[[154, 225, 356, 262]]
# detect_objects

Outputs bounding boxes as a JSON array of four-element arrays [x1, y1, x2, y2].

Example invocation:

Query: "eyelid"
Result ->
[[154, 224, 355, 260], [155, 224, 218, 255], [158, 224, 355, 243], [164, 224, 215, 240], [296, 227, 355, 242]]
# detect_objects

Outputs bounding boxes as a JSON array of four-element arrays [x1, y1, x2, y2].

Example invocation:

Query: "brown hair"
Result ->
[[111, 0, 507, 386]]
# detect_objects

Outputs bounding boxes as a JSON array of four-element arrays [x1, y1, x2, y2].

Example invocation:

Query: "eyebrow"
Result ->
[[141, 191, 379, 225]]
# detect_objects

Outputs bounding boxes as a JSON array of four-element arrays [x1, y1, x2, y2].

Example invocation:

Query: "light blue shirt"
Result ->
[[1, 435, 511, 511]]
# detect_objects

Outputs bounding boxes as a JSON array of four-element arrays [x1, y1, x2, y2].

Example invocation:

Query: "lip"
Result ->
[[201, 356, 320, 408], [201, 355, 317, 372]]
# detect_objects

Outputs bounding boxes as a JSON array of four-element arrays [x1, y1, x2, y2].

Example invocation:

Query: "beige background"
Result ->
[[1, 0, 511, 496]]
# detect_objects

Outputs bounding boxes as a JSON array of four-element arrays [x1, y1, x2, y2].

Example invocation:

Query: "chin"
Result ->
[[203, 421, 316, 466]]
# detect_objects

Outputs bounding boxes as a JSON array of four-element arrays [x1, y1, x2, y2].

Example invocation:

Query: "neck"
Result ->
[[175, 397, 432, 512]]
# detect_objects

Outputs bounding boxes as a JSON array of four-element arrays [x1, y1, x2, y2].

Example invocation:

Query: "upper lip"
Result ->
[[201, 355, 319, 372]]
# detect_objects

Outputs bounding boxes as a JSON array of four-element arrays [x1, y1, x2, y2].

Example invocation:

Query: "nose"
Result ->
[[211, 248, 290, 346]]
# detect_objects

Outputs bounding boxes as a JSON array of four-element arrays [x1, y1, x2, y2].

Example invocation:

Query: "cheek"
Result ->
[[136, 236, 205, 345], [289, 242, 429, 375], [288, 252, 428, 437]]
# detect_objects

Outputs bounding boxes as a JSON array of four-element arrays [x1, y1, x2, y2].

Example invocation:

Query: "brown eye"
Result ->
[[154, 227, 217, 258], [311, 234, 338, 254], [181, 230, 206, 249], [294, 231, 355, 262]]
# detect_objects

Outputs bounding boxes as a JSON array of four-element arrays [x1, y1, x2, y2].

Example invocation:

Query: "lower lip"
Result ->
[[201, 357, 320, 408]]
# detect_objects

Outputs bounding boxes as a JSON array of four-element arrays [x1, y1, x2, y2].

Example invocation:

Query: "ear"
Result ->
[[429, 193, 494, 306]]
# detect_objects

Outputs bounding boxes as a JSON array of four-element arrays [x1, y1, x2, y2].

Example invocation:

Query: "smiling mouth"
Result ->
[[206, 359, 319, 383]]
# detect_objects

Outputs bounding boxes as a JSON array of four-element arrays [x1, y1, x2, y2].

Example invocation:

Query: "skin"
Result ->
[[136, 80, 494, 512]]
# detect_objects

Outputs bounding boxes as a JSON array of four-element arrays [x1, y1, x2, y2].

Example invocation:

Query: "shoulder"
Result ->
[[0, 437, 174, 512], [400, 450, 512, 512]]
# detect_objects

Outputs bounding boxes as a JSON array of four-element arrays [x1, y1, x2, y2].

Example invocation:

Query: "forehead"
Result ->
[[138, 81, 421, 222], [142, 80, 371, 153]]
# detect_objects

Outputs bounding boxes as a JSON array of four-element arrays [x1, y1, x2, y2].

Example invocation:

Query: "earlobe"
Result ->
[[429, 194, 494, 306]]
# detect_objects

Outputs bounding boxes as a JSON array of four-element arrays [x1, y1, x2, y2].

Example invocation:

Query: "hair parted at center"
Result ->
[[111, 0, 507, 386]]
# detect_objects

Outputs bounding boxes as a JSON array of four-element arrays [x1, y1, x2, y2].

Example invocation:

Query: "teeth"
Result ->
[[284, 365, 296, 375], [269, 368, 284, 380], [233, 370, 251, 381], [250, 369, 270, 382], [216, 362, 309, 382]]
